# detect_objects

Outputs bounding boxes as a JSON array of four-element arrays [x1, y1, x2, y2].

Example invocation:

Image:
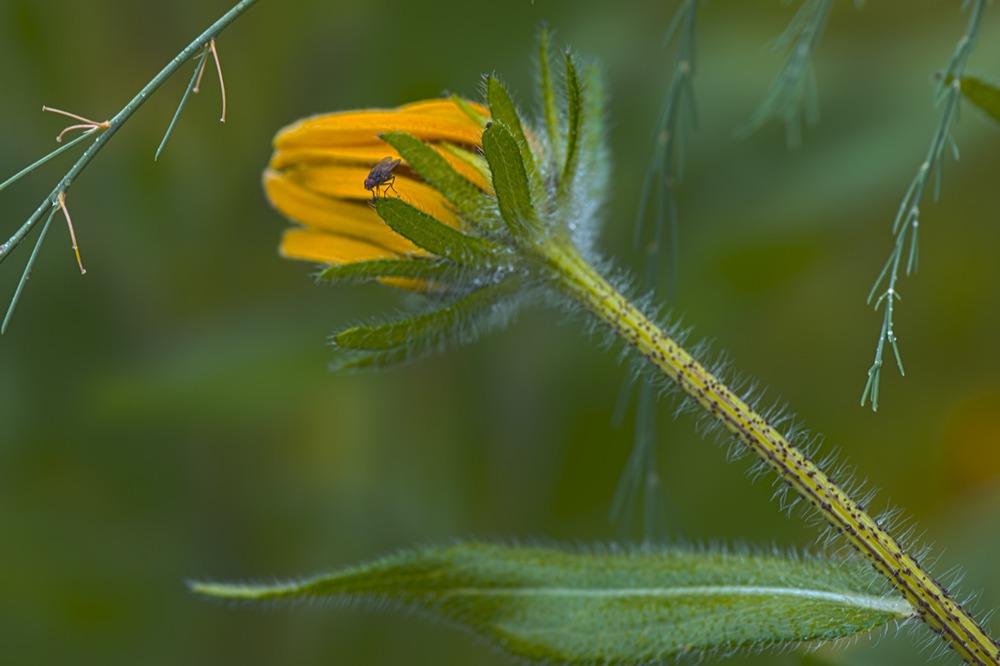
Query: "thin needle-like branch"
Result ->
[[0, 131, 93, 195], [159, 38, 228, 160], [1, 206, 57, 335], [1, 0, 261, 332], [155, 52, 210, 161]]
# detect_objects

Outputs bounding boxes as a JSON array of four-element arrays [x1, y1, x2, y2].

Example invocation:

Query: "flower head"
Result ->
[[265, 98, 492, 268], [264, 34, 607, 368]]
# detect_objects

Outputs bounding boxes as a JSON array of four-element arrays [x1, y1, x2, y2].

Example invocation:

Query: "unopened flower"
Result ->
[[264, 37, 607, 368], [265, 98, 493, 269]]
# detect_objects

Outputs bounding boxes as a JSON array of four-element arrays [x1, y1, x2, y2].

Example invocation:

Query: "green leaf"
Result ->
[[559, 52, 584, 204], [317, 257, 465, 287], [482, 122, 539, 243], [379, 131, 494, 229], [334, 280, 515, 352], [374, 197, 505, 267], [960, 75, 1000, 125], [192, 541, 911, 664]]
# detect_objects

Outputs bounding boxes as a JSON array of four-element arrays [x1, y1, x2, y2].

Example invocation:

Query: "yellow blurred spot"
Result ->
[[942, 389, 1000, 494]]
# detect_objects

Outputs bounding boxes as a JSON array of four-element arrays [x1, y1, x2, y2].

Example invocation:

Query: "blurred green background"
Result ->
[[2, 1, 999, 664]]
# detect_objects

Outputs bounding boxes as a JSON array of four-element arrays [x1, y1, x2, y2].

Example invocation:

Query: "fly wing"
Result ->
[[372, 156, 400, 175]]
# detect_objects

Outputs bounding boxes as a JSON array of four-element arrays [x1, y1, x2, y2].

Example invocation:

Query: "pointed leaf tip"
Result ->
[[486, 75, 543, 207]]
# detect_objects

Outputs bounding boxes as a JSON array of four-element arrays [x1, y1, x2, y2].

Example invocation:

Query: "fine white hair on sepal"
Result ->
[[332, 281, 532, 371]]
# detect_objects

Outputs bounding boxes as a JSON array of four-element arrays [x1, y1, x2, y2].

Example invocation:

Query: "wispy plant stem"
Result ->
[[542, 240, 1000, 666], [861, 0, 988, 410], [633, 0, 697, 292], [610, 0, 698, 541], [737, 0, 831, 146], [1, 0, 260, 330]]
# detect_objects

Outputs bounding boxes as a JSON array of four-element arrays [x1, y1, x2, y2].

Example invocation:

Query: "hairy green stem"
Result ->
[[541, 241, 1000, 666]]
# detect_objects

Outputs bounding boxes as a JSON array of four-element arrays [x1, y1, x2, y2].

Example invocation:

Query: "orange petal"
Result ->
[[282, 229, 441, 291], [269, 144, 401, 171], [271, 144, 491, 195], [275, 165, 463, 229], [274, 101, 486, 152], [396, 98, 489, 122], [432, 144, 492, 193], [391, 177, 464, 228], [280, 228, 415, 264], [264, 170, 422, 256]]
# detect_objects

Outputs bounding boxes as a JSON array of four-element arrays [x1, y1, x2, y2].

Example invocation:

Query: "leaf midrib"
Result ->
[[443, 585, 912, 615]]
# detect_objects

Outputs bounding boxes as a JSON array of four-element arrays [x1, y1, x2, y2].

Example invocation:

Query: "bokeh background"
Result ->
[[2, 1, 999, 665]]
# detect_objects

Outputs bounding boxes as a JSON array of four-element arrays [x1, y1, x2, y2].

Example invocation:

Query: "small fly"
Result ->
[[364, 157, 401, 202]]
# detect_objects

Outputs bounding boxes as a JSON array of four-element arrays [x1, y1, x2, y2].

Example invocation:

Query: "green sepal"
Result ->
[[317, 257, 466, 288], [374, 197, 505, 267], [486, 75, 542, 202], [334, 280, 514, 353], [559, 52, 584, 204], [449, 93, 489, 126], [379, 131, 494, 229], [960, 75, 1000, 126], [192, 541, 912, 665], [436, 142, 489, 180], [538, 25, 562, 168], [482, 122, 539, 243]]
